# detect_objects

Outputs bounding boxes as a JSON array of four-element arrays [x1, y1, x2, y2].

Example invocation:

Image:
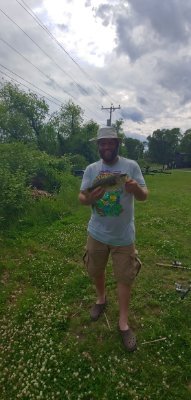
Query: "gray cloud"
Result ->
[[128, 0, 191, 42], [137, 97, 148, 106], [120, 107, 144, 123], [95, 4, 114, 26], [56, 24, 69, 32], [157, 55, 191, 105], [85, 0, 92, 7], [115, 15, 147, 61], [95, 0, 191, 61]]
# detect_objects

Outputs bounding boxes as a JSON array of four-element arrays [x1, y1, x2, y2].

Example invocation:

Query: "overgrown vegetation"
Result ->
[[0, 171, 191, 400], [0, 142, 75, 227]]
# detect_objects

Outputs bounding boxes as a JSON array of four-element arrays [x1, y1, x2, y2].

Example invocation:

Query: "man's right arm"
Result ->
[[78, 187, 105, 206]]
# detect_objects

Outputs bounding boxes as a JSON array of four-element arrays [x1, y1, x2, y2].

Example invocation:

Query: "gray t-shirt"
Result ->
[[80, 156, 146, 246]]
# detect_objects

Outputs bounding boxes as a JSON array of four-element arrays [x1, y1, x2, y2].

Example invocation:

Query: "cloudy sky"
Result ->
[[1, 0, 191, 140]]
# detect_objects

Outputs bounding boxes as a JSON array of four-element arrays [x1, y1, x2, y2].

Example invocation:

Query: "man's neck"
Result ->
[[102, 156, 119, 166]]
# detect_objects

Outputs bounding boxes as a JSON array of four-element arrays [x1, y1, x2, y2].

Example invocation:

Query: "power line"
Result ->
[[0, 7, 107, 122], [0, 75, 56, 120], [17, 0, 118, 104], [0, 40, 103, 123], [0, 64, 61, 107], [0, 7, 91, 99], [15, 0, 102, 107], [0, 69, 95, 125], [0, 64, 107, 126]]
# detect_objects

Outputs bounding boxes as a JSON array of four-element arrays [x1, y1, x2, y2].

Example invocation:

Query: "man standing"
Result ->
[[79, 127, 148, 351]]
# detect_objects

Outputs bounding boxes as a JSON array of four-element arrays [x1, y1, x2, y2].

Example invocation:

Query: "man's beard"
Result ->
[[99, 146, 119, 163]]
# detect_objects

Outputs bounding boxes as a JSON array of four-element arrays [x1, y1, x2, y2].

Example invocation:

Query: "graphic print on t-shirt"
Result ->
[[93, 172, 124, 216]]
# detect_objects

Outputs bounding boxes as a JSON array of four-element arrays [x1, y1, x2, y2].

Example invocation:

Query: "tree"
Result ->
[[52, 100, 84, 139], [83, 119, 99, 142], [0, 82, 49, 144], [50, 101, 84, 155], [177, 129, 191, 166], [38, 123, 60, 155], [112, 119, 124, 134], [147, 128, 182, 166], [123, 137, 144, 160], [180, 129, 191, 153], [79, 120, 99, 163]]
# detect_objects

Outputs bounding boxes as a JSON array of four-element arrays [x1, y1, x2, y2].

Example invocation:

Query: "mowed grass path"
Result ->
[[0, 170, 191, 400]]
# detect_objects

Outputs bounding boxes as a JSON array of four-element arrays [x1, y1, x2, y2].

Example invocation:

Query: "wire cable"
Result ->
[[0, 35, 104, 121], [0, 64, 107, 126], [0, 64, 62, 107], [17, 0, 118, 104], [0, 8, 91, 97]]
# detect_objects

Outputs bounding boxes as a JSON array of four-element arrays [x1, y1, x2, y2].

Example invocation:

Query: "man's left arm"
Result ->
[[125, 161, 148, 201], [125, 179, 148, 201]]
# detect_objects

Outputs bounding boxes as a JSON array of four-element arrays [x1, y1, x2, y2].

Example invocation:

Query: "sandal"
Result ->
[[90, 299, 107, 321], [118, 327, 137, 352]]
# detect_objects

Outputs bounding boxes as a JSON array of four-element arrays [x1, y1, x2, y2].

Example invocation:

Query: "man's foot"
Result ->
[[118, 327, 137, 352], [90, 299, 107, 321]]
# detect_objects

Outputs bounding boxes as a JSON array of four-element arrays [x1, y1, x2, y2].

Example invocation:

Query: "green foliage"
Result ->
[[58, 173, 81, 209], [0, 142, 38, 177], [0, 142, 72, 192], [70, 154, 87, 171], [147, 128, 182, 165], [180, 130, 191, 154], [136, 158, 149, 169], [58, 120, 99, 163], [51, 100, 84, 140], [83, 119, 99, 141], [0, 82, 49, 143], [0, 142, 75, 225], [18, 173, 81, 228], [123, 137, 144, 160], [0, 166, 29, 224], [37, 123, 60, 155]]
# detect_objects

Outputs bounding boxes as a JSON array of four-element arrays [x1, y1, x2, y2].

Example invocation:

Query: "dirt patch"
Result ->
[[8, 284, 25, 305], [150, 306, 162, 316], [1, 269, 10, 285]]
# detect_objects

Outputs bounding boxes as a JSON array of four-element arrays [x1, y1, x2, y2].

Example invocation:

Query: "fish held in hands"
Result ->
[[87, 173, 129, 193]]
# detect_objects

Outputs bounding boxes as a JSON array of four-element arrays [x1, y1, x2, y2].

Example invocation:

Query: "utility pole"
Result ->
[[101, 104, 121, 126]]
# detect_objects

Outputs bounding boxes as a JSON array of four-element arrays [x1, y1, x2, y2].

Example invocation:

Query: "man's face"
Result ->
[[98, 139, 119, 163]]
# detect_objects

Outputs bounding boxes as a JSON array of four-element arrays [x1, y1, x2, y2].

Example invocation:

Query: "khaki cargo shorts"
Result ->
[[83, 235, 142, 286]]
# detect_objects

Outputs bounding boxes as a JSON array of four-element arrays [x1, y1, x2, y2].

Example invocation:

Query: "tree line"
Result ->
[[1, 81, 191, 168]]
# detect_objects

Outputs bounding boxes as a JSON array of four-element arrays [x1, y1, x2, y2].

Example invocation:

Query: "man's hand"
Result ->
[[125, 179, 148, 201], [79, 186, 105, 206]]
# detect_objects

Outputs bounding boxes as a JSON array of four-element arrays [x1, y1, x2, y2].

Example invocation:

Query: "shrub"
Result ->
[[0, 167, 29, 224], [0, 142, 72, 193]]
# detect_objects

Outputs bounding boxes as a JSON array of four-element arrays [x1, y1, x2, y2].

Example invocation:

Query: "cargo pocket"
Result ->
[[135, 256, 142, 276], [82, 250, 89, 271]]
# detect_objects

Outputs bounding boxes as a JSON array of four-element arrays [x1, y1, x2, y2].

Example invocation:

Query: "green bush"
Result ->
[[70, 154, 87, 172], [0, 142, 37, 177], [0, 143, 80, 228], [0, 167, 29, 224], [0, 142, 72, 193]]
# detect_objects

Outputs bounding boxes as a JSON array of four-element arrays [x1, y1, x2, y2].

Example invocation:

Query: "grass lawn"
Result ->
[[0, 169, 191, 400]]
